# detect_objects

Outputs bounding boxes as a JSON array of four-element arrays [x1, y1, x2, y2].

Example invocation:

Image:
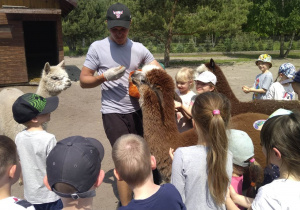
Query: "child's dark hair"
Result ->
[[192, 92, 231, 205], [0, 135, 18, 177], [260, 111, 300, 179], [243, 160, 264, 198]]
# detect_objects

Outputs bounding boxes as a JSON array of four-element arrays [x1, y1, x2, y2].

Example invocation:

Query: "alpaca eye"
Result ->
[[51, 76, 58, 80]]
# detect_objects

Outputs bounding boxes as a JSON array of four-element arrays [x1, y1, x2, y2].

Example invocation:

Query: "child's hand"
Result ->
[[242, 86, 250, 93], [169, 147, 175, 160], [174, 101, 182, 110]]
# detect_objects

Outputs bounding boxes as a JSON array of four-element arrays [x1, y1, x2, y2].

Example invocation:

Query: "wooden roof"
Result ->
[[0, 0, 77, 17], [59, 0, 77, 17]]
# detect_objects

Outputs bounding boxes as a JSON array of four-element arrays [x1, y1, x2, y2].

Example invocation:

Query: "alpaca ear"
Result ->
[[44, 62, 51, 75], [210, 58, 215, 72], [57, 60, 65, 67]]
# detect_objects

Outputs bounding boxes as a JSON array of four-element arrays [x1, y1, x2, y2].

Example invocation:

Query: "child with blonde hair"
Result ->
[[112, 134, 186, 210], [265, 63, 296, 100], [174, 70, 217, 122], [174, 67, 196, 132], [171, 92, 233, 210], [226, 110, 300, 209], [242, 54, 273, 100]]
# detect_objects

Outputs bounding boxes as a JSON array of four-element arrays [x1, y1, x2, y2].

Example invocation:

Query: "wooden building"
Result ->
[[0, 0, 76, 85]]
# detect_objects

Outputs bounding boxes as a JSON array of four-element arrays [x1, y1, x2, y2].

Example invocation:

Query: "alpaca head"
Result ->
[[131, 65, 175, 121], [39, 60, 72, 96], [131, 65, 174, 102]]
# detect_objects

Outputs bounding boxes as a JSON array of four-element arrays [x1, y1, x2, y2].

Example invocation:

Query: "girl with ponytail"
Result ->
[[171, 92, 233, 210]]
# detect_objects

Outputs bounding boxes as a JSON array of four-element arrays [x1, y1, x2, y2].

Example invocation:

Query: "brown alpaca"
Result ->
[[132, 60, 300, 183], [203, 59, 300, 168], [131, 65, 198, 181]]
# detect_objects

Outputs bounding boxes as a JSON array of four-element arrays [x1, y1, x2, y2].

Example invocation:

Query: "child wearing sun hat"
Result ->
[[265, 63, 296, 100], [242, 54, 273, 100]]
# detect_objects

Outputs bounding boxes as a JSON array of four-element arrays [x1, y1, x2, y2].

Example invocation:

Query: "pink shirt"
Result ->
[[231, 175, 243, 210]]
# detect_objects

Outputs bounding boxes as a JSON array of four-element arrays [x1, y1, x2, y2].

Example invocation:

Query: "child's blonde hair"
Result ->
[[0, 135, 17, 178], [260, 111, 300, 179], [192, 92, 231, 205], [175, 67, 195, 89], [112, 134, 152, 186]]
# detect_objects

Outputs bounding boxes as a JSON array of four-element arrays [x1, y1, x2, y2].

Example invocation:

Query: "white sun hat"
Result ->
[[194, 71, 217, 85]]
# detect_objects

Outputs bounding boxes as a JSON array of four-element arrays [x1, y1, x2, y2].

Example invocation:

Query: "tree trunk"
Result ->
[[279, 34, 285, 58], [284, 32, 295, 58], [164, 38, 172, 67], [164, 0, 177, 67]]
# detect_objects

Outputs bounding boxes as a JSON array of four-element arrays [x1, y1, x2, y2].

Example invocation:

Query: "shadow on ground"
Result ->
[[103, 168, 119, 200], [65, 65, 81, 82]]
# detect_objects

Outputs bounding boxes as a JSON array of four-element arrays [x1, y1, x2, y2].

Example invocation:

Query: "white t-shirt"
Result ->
[[0, 196, 35, 209], [84, 37, 155, 114], [15, 130, 60, 204], [175, 90, 196, 133], [252, 179, 300, 210], [265, 82, 295, 100]]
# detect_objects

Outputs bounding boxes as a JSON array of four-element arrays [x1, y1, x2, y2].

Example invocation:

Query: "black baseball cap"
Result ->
[[46, 136, 105, 199], [106, 3, 131, 29], [12, 93, 59, 124]]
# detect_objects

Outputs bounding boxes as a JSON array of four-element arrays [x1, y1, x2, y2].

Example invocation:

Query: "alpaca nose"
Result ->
[[66, 79, 72, 87]]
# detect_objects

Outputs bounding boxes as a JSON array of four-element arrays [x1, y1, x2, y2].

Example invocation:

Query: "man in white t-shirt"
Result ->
[[79, 2, 162, 207]]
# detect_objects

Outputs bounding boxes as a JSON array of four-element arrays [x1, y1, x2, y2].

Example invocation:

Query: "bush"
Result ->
[[249, 41, 258, 51], [215, 42, 226, 52], [266, 40, 273, 50], [242, 41, 250, 51], [176, 43, 184, 53], [224, 38, 231, 52], [204, 36, 211, 52], [258, 41, 264, 51]]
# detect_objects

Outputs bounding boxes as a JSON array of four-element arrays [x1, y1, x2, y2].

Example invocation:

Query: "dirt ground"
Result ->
[[3, 55, 300, 209]]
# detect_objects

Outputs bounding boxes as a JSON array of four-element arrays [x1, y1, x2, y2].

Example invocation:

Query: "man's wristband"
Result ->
[[99, 73, 107, 81]]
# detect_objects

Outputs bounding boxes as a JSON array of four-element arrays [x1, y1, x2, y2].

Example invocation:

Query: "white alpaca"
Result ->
[[0, 60, 71, 140]]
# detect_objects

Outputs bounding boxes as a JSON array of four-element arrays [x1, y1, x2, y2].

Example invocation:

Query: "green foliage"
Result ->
[[127, 0, 252, 65], [185, 38, 197, 53], [245, 0, 300, 57], [62, 0, 107, 52], [175, 43, 184, 53], [266, 40, 274, 51]]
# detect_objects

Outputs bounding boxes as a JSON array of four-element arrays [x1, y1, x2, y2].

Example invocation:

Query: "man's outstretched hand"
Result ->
[[102, 66, 126, 81]]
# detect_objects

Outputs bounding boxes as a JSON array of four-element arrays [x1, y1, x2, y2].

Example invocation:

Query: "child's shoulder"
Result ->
[[0, 197, 35, 210]]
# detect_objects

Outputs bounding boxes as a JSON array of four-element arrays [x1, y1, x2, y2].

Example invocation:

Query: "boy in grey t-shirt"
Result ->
[[12, 93, 62, 210], [242, 54, 273, 99]]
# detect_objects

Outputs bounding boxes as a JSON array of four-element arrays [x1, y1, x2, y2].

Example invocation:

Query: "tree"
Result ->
[[127, 0, 251, 66], [62, 0, 107, 52], [246, 0, 300, 58]]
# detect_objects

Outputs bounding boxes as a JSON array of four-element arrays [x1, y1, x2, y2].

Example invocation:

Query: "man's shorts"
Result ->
[[102, 109, 143, 146]]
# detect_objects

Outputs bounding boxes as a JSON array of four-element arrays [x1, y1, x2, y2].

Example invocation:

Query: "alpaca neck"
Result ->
[[215, 69, 239, 104], [36, 80, 60, 97], [142, 100, 179, 139]]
